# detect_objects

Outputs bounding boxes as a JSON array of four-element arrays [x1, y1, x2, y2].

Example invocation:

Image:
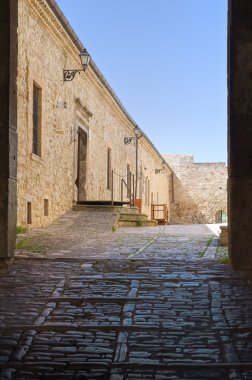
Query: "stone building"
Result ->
[[16, 0, 172, 228], [163, 154, 227, 224]]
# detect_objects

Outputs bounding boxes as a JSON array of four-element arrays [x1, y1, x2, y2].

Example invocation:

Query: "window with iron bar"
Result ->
[[32, 83, 42, 156]]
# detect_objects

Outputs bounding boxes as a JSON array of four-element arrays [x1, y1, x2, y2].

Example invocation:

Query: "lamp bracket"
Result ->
[[63, 69, 84, 82], [124, 137, 135, 145]]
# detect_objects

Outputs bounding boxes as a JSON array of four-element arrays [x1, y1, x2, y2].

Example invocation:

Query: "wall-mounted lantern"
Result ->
[[124, 126, 143, 199], [63, 49, 91, 82], [155, 160, 166, 174]]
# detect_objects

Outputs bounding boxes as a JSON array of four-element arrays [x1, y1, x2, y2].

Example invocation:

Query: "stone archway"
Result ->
[[0, 0, 18, 264], [228, 0, 252, 270]]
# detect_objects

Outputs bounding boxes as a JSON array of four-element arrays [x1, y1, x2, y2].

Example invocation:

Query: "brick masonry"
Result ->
[[163, 154, 227, 224]]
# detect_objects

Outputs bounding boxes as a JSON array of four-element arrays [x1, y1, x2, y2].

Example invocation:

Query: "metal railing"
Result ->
[[121, 175, 135, 206], [111, 170, 134, 206]]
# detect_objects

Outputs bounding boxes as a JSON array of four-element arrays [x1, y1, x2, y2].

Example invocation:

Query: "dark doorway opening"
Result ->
[[77, 128, 87, 201]]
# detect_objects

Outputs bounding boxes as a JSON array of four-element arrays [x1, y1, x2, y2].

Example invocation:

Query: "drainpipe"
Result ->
[[171, 173, 175, 203]]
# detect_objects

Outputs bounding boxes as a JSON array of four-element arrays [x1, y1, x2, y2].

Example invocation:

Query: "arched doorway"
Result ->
[[215, 210, 227, 223]]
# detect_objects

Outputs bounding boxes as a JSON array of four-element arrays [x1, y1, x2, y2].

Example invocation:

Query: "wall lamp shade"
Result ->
[[63, 49, 91, 82], [80, 49, 90, 70], [134, 126, 142, 139], [155, 161, 166, 174], [124, 126, 143, 144]]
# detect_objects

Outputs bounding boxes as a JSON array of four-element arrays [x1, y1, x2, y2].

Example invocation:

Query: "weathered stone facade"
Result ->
[[17, 0, 172, 228], [163, 154, 227, 224]]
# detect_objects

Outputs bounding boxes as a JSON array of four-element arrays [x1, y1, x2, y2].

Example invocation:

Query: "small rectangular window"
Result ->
[[107, 148, 112, 190], [145, 179, 148, 206], [27, 202, 32, 224], [44, 199, 49, 216], [148, 180, 150, 206], [32, 83, 42, 156]]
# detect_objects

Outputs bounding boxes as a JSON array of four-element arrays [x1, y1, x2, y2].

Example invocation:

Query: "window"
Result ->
[[44, 199, 49, 216], [32, 83, 42, 156], [27, 202, 32, 224], [147, 180, 150, 206], [145, 179, 148, 206], [107, 148, 112, 190]]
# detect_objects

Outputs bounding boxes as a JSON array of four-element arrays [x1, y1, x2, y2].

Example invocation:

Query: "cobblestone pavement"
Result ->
[[1, 212, 252, 379], [15, 211, 118, 255], [15, 211, 226, 261]]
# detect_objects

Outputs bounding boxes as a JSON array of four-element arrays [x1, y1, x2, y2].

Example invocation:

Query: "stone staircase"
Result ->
[[118, 207, 157, 227], [73, 203, 157, 228]]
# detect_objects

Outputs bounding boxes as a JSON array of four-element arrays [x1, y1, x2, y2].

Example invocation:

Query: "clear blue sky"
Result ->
[[57, 0, 227, 163]]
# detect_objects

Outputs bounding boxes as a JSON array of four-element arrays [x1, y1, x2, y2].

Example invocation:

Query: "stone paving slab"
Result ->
[[16, 217, 227, 261], [15, 211, 118, 255], [1, 257, 252, 379], [0, 218, 248, 379]]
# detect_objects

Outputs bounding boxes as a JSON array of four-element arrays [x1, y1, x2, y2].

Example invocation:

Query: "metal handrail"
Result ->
[[121, 177, 135, 206], [111, 170, 114, 206], [111, 170, 135, 206]]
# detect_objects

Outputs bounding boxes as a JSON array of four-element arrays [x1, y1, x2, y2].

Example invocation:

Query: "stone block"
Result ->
[[220, 226, 228, 246], [230, 0, 252, 28], [0, 179, 17, 257], [228, 177, 252, 269], [229, 30, 252, 72], [228, 115, 252, 177], [230, 71, 252, 115]]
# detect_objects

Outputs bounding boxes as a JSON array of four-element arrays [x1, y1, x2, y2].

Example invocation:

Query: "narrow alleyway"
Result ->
[[1, 212, 252, 379]]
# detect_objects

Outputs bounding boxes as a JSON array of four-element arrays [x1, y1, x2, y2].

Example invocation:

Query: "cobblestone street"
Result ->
[[1, 212, 252, 379]]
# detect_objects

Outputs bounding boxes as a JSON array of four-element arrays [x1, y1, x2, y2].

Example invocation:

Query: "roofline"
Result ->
[[46, 0, 173, 174]]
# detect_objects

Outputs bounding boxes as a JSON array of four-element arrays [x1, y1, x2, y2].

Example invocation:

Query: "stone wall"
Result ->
[[163, 154, 227, 224], [0, 0, 18, 259], [17, 0, 172, 228], [228, 0, 252, 270]]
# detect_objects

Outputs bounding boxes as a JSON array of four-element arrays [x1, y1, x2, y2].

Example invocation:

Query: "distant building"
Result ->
[[163, 154, 227, 224]]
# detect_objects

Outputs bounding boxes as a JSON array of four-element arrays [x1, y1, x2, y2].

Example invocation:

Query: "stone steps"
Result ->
[[73, 204, 124, 213], [120, 206, 140, 215], [118, 219, 158, 227], [119, 213, 148, 221], [73, 204, 140, 215], [73, 203, 157, 228], [118, 208, 157, 227]]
